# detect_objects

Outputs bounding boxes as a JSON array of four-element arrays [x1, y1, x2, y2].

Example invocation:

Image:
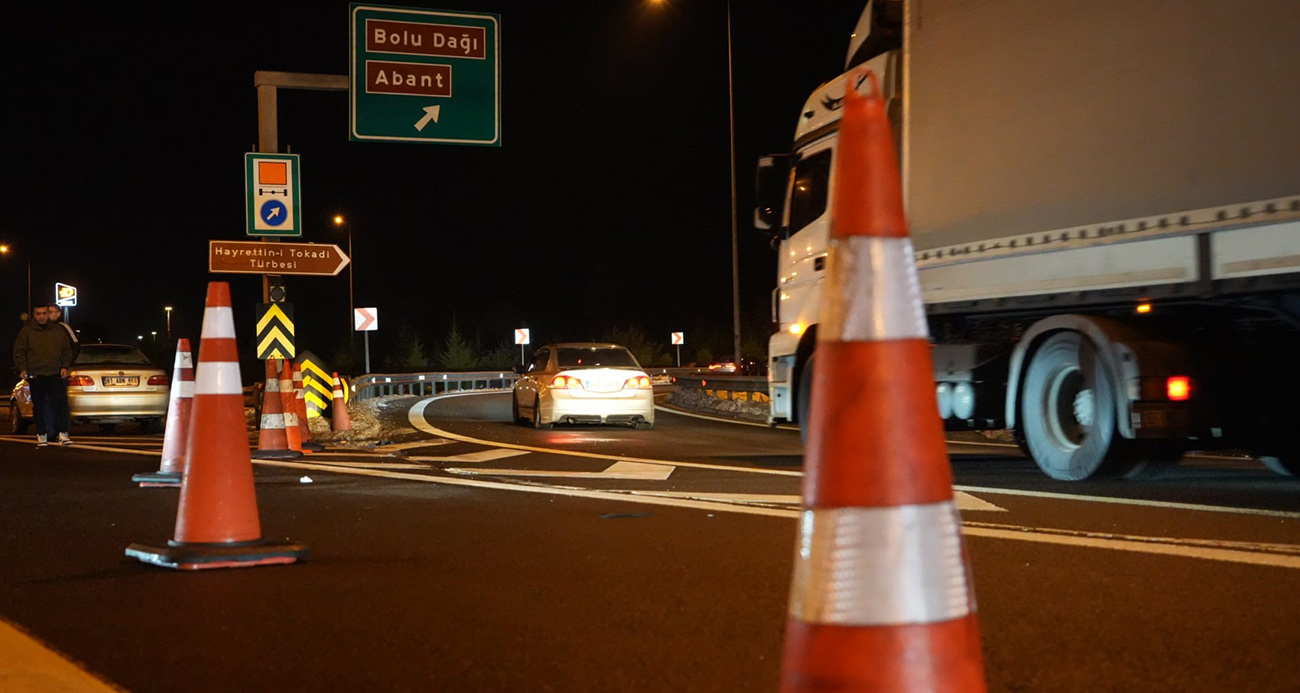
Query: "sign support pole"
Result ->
[[364, 331, 371, 375], [676, 344, 681, 367]]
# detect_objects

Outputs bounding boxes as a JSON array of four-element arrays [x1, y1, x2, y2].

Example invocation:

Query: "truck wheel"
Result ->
[[796, 353, 816, 443], [1020, 332, 1134, 480]]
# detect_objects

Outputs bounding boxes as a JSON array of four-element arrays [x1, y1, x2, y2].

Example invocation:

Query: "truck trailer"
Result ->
[[757, 0, 1300, 480]]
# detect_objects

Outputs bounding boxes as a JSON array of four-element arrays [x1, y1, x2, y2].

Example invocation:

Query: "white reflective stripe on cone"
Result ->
[[174, 352, 194, 368], [283, 412, 298, 427], [789, 501, 971, 626], [200, 307, 237, 339], [194, 362, 243, 396], [821, 236, 928, 342], [176, 381, 195, 398], [260, 413, 285, 429]]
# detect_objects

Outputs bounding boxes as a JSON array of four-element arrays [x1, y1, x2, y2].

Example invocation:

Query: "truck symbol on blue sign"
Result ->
[[260, 200, 287, 226]]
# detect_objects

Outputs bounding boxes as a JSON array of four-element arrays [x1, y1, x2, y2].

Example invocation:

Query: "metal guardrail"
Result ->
[[351, 367, 713, 401], [352, 371, 520, 401], [669, 374, 771, 403]]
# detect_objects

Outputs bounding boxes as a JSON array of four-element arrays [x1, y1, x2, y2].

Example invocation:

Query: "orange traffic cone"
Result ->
[[293, 363, 324, 452], [779, 70, 986, 692], [278, 360, 304, 454], [331, 372, 352, 432], [126, 282, 307, 570], [133, 338, 193, 487], [253, 360, 302, 460]]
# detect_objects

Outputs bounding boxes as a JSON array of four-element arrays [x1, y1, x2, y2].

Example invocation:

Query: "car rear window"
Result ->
[[555, 347, 639, 369], [74, 346, 153, 366]]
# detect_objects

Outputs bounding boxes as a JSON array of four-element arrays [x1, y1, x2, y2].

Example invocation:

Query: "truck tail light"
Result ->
[[147, 375, 169, 386], [1166, 376, 1191, 401], [550, 375, 583, 389], [624, 376, 652, 389], [69, 375, 95, 387]]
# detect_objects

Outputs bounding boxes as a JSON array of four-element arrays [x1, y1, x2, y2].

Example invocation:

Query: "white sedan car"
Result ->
[[512, 343, 654, 429]]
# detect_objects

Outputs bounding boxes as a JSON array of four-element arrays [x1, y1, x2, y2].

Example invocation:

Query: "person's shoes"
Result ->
[[56, 433, 73, 446], [36, 434, 48, 447]]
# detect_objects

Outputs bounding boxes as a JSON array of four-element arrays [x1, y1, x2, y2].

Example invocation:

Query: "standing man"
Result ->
[[49, 303, 80, 440], [13, 305, 74, 446]]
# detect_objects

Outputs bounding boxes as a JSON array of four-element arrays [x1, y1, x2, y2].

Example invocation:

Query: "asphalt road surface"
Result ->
[[1, 393, 1298, 692]]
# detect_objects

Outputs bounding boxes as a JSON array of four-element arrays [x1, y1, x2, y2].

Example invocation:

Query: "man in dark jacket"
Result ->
[[48, 304, 80, 438], [13, 305, 74, 447]]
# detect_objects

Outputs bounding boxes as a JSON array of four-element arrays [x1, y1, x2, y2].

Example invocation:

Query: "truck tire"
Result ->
[[796, 352, 816, 443], [1020, 332, 1136, 480]]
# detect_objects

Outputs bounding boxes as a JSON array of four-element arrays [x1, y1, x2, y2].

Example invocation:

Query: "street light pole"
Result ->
[[164, 306, 173, 341], [725, 0, 742, 365], [334, 215, 355, 346]]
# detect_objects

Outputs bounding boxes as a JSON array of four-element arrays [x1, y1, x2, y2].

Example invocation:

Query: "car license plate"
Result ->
[[103, 376, 139, 387]]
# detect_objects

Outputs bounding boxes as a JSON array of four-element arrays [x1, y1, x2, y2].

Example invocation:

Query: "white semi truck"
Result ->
[[756, 0, 1300, 480]]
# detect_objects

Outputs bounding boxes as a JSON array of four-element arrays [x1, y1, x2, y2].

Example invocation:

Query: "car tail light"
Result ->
[[69, 375, 95, 387], [1166, 376, 1191, 401], [624, 376, 652, 389], [550, 375, 584, 389], [147, 375, 169, 386]]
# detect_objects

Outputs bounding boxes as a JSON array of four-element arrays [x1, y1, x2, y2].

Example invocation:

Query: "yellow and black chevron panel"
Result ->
[[295, 350, 346, 418], [255, 303, 296, 360]]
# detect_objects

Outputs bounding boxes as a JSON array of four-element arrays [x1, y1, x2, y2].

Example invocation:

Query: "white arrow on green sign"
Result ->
[[349, 4, 501, 146]]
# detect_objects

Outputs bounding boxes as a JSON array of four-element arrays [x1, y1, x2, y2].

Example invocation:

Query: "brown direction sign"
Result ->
[[209, 240, 350, 276]]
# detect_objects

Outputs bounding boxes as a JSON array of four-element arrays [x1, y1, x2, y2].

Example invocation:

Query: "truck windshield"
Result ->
[[556, 347, 639, 369], [788, 149, 831, 235]]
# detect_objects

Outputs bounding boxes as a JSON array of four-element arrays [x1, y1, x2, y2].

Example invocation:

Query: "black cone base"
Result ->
[[132, 471, 182, 487], [126, 539, 308, 571]]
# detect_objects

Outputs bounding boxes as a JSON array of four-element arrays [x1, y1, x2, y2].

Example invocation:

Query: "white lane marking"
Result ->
[[446, 460, 674, 480], [408, 394, 802, 477], [0, 616, 120, 692], [626, 490, 1007, 513], [372, 439, 453, 453], [308, 461, 431, 470], [654, 404, 794, 429], [407, 449, 531, 464], [259, 458, 796, 518], [962, 522, 1300, 570], [252, 458, 1300, 570], [954, 485, 1300, 520]]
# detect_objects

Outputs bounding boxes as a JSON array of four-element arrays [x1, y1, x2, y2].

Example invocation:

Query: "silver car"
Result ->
[[10, 344, 170, 434], [512, 343, 655, 429]]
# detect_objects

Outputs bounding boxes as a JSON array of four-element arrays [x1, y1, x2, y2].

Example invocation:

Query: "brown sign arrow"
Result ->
[[209, 241, 350, 276]]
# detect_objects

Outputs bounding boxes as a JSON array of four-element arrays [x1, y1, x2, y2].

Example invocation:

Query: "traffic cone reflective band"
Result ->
[[253, 360, 302, 460], [126, 282, 307, 570], [132, 339, 193, 487], [779, 69, 986, 692], [279, 360, 303, 454], [331, 372, 352, 432], [293, 363, 324, 452]]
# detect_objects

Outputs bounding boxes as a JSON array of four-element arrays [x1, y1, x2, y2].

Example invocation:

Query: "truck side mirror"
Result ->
[[753, 153, 791, 237]]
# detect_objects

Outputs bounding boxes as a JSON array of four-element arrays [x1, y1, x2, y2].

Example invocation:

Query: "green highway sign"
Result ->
[[349, 4, 501, 146], [245, 153, 302, 237]]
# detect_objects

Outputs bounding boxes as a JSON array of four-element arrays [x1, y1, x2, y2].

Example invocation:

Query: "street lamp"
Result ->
[[164, 306, 173, 341], [151, 331, 158, 343], [334, 214, 355, 342], [647, 0, 743, 363]]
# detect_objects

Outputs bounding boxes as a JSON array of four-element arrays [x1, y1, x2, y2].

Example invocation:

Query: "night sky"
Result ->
[[3, 1, 864, 374]]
